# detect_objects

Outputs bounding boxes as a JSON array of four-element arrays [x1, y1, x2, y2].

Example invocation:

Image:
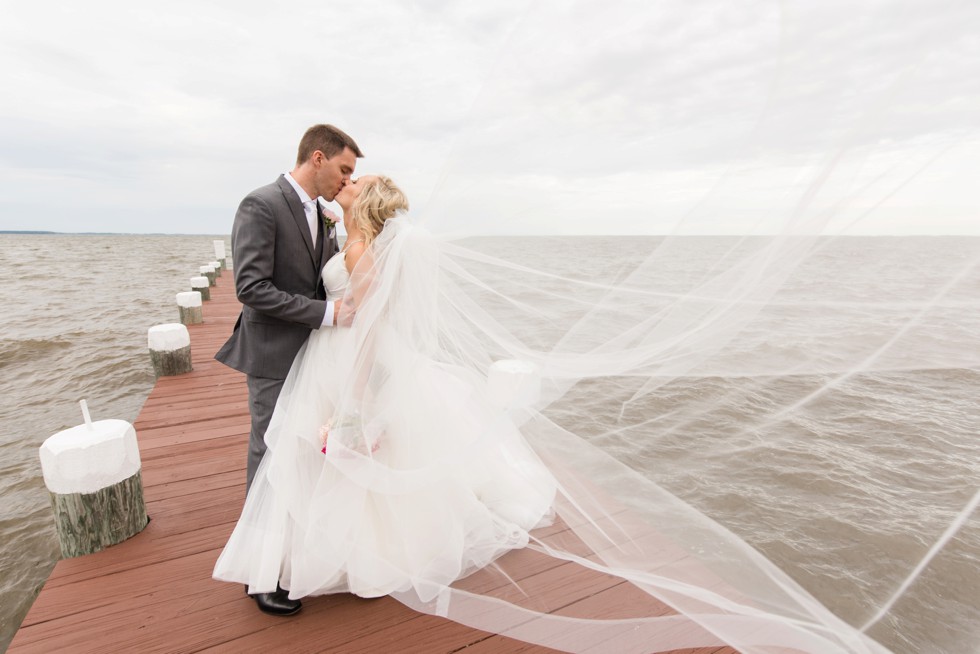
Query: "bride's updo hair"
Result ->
[[349, 175, 409, 245]]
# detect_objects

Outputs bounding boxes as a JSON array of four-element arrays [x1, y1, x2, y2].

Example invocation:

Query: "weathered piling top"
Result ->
[[9, 269, 738, 654]]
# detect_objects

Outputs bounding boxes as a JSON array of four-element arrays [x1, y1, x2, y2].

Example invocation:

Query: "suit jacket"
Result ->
[[215, 175, 339, 379]]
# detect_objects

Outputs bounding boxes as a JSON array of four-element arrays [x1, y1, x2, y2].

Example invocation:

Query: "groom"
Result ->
[[215, 124, 362, 616]]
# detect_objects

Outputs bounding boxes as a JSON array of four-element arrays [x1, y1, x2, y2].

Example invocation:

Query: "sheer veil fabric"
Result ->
[[374, 3, 976, 650], [324, 218, 968, 654], [339, 4, 976, 651], [220, 2, 978, 652]]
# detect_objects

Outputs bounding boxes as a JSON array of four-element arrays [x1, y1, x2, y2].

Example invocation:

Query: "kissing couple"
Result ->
[[212, 124, 557, 615]]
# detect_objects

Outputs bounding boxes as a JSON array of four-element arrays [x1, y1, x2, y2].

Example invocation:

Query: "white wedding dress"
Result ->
[[213, 245, 557, 600]]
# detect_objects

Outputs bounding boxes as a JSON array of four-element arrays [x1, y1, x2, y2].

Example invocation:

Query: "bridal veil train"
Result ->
[[216, 211, 976, 653], [218, 1, 978, 652]]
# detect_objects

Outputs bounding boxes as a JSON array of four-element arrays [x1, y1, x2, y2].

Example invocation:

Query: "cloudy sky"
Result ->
[[1, 0, 977, 235]]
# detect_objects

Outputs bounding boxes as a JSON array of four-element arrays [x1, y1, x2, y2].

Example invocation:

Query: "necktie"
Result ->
[[306, 200, 318, 243]]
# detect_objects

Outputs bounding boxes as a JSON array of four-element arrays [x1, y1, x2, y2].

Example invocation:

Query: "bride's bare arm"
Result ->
[[343, 241, 376, 318], [331, 241, 369, 326]]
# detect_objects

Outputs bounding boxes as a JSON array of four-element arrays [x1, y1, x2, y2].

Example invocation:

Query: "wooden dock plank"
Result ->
[[9, 271, 741, 654]]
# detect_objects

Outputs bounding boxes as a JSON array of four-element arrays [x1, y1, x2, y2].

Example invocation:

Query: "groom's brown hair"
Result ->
[[297, 124, 363, 164]]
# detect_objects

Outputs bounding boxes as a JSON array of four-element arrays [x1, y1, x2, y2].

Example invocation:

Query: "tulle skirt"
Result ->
[[212, 324, 557, 600]]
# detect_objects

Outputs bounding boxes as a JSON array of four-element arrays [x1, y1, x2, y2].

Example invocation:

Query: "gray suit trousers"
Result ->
[[245, 374, 286, 493]]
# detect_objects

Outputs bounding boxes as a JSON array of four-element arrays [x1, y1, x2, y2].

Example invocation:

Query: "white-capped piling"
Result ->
[[209, 260, 222, 277], [148, 323, 192, 376], [176, 291, 203, 325], [38, 400, 148, 558], [488, 360, 541, 409], [190, 275, 210, 301], [199, 264, 216, 287], [213, 240, 227, 270]]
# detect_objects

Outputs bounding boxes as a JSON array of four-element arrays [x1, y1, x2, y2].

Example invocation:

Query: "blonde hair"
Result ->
[[348, 176, 409, 245]]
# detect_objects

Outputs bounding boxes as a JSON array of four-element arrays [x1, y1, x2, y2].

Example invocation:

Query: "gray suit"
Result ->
[[215, 175, 339, 490]]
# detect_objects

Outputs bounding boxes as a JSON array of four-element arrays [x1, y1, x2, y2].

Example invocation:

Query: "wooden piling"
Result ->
[[213, 239, 227, 270], [191, 275, 211, 301], [199, 265, 216, 287], [48, 472, 149, 558], [176, 291, 203, 325], [148, 324, 192, 377], [38, 414, 148, 559]]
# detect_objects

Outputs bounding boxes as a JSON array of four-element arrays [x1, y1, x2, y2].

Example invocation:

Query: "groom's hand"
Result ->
[[336, 296, 356, 327]]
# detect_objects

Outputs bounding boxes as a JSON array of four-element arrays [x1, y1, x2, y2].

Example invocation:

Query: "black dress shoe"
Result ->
[[246, 585, 302, 616]]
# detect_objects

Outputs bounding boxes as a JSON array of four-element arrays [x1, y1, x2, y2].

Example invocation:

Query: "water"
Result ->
[[0, 234, 977, 653], [0, 234, 227, 652]]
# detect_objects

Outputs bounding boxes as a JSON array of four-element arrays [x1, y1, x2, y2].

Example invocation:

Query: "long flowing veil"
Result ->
[[322, 212, 975, 653], [328, 2, 978, 652]]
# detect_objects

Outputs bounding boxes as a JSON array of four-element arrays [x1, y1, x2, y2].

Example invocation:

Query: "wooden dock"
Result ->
[[9, 271, 739, 654]]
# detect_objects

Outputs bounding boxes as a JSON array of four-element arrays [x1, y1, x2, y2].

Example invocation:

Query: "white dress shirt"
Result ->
[[283, 172, 335, 327]]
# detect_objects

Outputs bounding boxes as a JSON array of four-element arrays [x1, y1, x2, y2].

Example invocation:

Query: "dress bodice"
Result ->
[[321, 251, 350, 301]]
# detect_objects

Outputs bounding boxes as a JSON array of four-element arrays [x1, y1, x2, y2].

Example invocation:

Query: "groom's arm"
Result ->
[[231, 193, 329, 329]]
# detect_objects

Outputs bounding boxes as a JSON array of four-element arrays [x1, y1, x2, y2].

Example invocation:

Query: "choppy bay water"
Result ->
[[0, 234, 977, 653], [0, 234, 228, 652]]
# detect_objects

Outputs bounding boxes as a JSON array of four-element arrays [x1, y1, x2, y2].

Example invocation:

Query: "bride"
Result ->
[[213, 174, 558, 603]]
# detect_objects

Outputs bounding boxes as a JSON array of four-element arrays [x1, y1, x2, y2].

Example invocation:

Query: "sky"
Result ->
[[0, 0, 978, 235]]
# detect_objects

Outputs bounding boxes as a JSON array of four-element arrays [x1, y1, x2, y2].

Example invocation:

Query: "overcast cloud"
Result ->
[[0, 0, 977, 234]]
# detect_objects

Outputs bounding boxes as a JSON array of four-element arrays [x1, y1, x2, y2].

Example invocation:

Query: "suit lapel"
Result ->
[[275, 176, 317, 265], [314, 200, 324, 262], [314, 203, 328, 298], [317, 202, 337, 271]]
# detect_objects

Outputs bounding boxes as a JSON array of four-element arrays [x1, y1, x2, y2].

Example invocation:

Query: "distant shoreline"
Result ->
[[1, 230, 977, 238], [0, 231, 229, 236]]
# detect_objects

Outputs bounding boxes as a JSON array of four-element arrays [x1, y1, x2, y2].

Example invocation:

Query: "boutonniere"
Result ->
[[321, 208, 341, 231]]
